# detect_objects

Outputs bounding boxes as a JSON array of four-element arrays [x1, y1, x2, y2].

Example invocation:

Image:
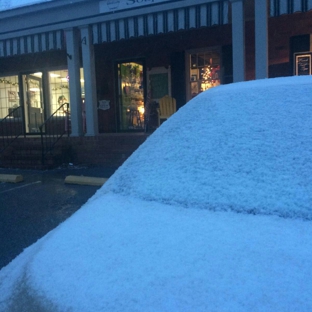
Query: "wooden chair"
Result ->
[[158, 95, 176, 125]]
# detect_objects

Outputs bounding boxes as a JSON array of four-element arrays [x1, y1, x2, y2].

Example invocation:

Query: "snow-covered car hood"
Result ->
[[1, 76, 312, 311], [100, 75, 312, 220]]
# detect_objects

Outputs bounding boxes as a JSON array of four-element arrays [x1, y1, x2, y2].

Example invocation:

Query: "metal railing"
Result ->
[[39, 103, 70, 165], [0, 106, 24, 153]]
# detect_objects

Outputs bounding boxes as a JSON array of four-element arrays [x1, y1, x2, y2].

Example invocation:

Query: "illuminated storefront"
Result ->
[[0, 0, 311, 167], [0, 0, 311, 135], [0, 75, 19, 119], [187, 48, 221, 99], [0, 69, 84, 134], [117, 61, 145, 131]]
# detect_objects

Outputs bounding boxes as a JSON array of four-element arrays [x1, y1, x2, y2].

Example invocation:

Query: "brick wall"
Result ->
[[0, 133, 148, 169], [69, 133, 149, 167]]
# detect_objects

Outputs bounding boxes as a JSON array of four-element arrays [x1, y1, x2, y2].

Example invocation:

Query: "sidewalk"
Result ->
[[0, 164, 117, 269]]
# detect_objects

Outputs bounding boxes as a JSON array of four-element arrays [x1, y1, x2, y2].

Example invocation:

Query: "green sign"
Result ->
[[150, 73, 168, 99]]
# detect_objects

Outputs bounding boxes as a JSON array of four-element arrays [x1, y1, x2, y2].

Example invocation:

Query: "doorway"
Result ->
[[22, 72, 44, 133]]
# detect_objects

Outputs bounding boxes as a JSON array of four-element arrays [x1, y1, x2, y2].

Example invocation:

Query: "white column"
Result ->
[[231, 0, 245, 82], [80, 25, 98, 136], [255, 0, 269, 79], [65, 27, 83, 136]]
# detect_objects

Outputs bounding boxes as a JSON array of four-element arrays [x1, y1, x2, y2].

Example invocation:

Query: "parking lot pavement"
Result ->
[[0, 165, 117, 269]]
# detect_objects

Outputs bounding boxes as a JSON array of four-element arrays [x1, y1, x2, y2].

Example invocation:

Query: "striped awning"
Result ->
[[1, 0, 311, 57], [0, 30, 64, 58], [92, 1, 229, 44], [270, 0, 312, 16]]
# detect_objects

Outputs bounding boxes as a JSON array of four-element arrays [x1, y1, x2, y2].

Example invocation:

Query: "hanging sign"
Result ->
[[98, 100, 110, 110], [100, 0, 173, 13], [149, 73, 168, 99], [295, 53, 312, 76]]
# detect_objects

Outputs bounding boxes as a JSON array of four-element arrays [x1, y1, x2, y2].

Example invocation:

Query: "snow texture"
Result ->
[[0, 76, 312, 311], [0, 0, 51, 11], [101, 76, 312, 220]]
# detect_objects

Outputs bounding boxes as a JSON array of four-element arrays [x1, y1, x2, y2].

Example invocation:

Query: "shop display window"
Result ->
[[0, 68, 85, 134], [117, 61, 145, 131], [48, 68, 84, 115], [22, 72, 44, 133], [0, 75, 19, 119], [48, 69, 70, 115], [188, 49, 221, 99]]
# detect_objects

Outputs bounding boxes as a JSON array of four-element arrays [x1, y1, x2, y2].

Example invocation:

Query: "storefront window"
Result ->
[[48, 69, 70, 115], [188, 49, 221, 99], [22, 72, 44, 133], [0, 75, 19, 119], [1, 69, 85, 134], [48, 68, 84, 115], [117, 61, 145, 131]]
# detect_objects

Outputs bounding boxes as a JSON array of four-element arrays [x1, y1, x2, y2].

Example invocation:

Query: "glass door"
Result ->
[[117, 61, 145, 131], [22, 72, 44, 133]]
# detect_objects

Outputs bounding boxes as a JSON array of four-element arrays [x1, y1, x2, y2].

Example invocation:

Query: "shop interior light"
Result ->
[[50, 73, 61, 78], [29, 87, 40, 92], [33, 72, 42, 77], [138, 106, 145, 114]]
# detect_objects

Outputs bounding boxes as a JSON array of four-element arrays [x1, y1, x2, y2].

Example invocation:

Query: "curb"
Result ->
[[0, 174, 24, 183], [64, 175, 108, 186]]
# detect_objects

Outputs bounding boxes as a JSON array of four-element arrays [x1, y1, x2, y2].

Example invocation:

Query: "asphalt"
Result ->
[[0, 164, 117, 269]]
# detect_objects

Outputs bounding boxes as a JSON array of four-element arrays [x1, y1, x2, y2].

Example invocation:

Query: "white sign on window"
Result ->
[[100, 0, 172, 13], [98, 100, 110, 110]]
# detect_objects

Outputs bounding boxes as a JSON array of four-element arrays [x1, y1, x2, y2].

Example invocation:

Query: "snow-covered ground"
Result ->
[[0, 76, 311, 311], [0, 0, 51, 11]]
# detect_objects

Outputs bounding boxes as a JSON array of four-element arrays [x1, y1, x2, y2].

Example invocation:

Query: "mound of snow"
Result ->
[[2, 194, 312, 311], [101, 76, 312, 219], [1, 77, 312, 312]]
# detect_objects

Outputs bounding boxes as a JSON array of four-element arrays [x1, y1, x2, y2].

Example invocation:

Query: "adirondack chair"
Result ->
[[158, 95, 176, 125]]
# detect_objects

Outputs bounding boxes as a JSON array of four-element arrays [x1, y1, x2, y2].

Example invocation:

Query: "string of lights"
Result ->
[[0, 78, 18, 86]]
